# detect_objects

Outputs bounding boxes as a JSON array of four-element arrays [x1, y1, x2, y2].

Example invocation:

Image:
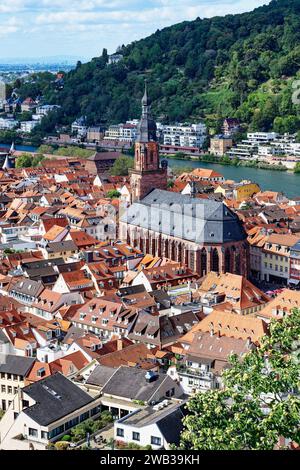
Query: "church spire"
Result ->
[[137, 81, 156, 143], [142, 80, 148, 115]]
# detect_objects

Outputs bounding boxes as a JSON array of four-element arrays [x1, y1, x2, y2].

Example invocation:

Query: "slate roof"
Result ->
[[22, 373, 94, 426], [0, 354, 35, 376], [101, 366, 174, 402], [9, 278, 44, 297], [157, 406, 185, 446], [86, 365, 116, 387], [121, 189, 246, 244], [21, 258, 65, 270], [46, 240, 77, 253]]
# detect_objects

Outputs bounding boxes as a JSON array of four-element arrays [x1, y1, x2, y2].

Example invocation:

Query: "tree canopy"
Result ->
[[16, 153, 45, 168], [109, 156, 134, 176], [13, 0, 300, 135], [179, 308, 300, 450]]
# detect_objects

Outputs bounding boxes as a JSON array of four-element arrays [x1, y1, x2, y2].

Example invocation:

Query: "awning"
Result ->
[[289, 279, 300, 285]]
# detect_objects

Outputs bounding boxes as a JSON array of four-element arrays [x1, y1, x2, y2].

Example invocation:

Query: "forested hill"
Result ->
[[18, 0, 300, 135]]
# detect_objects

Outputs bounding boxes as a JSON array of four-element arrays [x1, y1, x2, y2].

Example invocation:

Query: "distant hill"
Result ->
[[14, 0, 300, 136]]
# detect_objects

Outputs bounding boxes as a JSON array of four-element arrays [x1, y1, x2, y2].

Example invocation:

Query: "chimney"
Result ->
[[117, 339, 123, 351]]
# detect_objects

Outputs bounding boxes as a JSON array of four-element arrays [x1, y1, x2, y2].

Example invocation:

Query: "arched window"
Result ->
[[225, 248, 231, 273], [164, 239, 169, 258], [171, 242, 176, 261], [212, 248, 219, 273], [235, 252, 241, 275], [140, 236, 145, 253], [151, 237, 156, 255], [201, 249, 207, 277], [145, 235, 150, 254]]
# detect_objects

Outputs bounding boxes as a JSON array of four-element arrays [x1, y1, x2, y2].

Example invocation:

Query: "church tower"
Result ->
[[130, 83, 168, 202]]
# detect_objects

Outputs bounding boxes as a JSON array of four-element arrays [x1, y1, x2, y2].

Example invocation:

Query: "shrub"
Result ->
[[55, 441, 70, 451]]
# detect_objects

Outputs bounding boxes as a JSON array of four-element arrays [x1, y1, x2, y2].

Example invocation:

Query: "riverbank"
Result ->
[[161, 153, 290, 172], [164, 158, 300, 198]]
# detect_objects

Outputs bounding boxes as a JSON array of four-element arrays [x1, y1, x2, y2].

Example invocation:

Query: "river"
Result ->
[[165, 158, 300, 198], [0, 143, 38, 153], [1, 143, 299, 197]]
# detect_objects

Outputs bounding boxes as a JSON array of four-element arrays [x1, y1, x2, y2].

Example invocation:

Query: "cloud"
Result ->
[[0, 17, 21, 37], [0, 0, 271, 57]]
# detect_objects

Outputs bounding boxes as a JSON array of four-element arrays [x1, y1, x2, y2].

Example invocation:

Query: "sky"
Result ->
[[0, 0, 271, 61]]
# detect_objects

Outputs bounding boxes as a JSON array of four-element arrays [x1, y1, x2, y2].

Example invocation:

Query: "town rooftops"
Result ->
[[46, 240, 78, 254], [258, 289, 300, 320], [22, 372, 94, 426], [187, 331, 252, 363], [118, 401, 186, 446], [43, 225, 68, 242], [0, 354, 35, 376], [180, 309, 268, 345], [9, 279, 44, 298], [86, 365, 116, 388], [266, 233, 300, 247], [191, 168, 224, 179], [196, 272, 270, 312], [101, 366, 176, 402], [68, 230, 99, 248]]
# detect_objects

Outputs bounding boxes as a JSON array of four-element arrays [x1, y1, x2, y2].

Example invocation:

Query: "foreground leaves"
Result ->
[[179, 309, 300, 450]]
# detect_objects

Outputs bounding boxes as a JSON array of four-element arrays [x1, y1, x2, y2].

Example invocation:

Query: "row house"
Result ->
[[261, 234, 300, 285], [0, 355, 36, 411], [1, 322, 38, 357], [71, 298, 124, 340], [42, 240, 78, 261], [30, 289, 83, 321], [289, 241, 300, 287], [193, 271, 270, 315], [52, 271, 95, 295], [171, 309, 268, 393], [256, 289, 300, 322], [128, 310, 201, 350], [8, 279, 44, 309], [83, 261, 120, 292], [131, 263, 200, 292]]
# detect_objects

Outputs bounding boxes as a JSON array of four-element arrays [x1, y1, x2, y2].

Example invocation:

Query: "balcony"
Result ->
[[176, 363, 214, 380]]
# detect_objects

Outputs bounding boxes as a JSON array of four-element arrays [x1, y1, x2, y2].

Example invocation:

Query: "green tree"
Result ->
[[109, 156, 134, 176], [37, 144, 55, 155], [16, 153, 44, 168], [102, 48, 109, 64], [16, 154, 34, 168], [106, 189, 121, 199], [179, 308, 300, 450], [294, 162, 300, 174]]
